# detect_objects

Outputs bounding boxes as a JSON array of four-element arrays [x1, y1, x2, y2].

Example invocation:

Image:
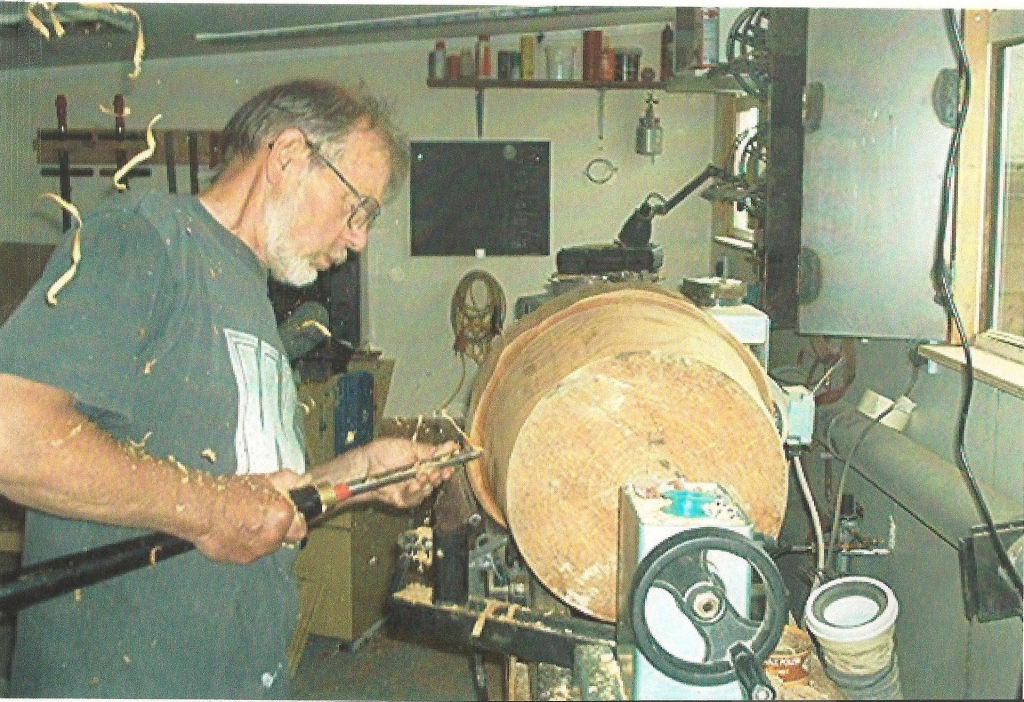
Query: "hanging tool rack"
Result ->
[[35, 94, 224, 196]]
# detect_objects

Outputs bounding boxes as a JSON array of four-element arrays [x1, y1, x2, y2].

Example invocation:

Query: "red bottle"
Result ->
[[476, 34, 493, 79], [660, 23, 674, 82]]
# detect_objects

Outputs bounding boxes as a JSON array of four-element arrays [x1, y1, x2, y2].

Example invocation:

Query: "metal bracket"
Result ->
[[958, 520, 1024, 623]]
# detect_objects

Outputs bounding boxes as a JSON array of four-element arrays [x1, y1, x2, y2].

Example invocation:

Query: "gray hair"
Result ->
[[219, 78, 409, 199]]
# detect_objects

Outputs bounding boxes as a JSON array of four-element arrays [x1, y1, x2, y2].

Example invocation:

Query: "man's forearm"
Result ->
[[0, 373, 298, 562]]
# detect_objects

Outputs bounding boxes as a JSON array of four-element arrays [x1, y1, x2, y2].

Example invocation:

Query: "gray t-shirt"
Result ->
[[0, 192, 306, 698]]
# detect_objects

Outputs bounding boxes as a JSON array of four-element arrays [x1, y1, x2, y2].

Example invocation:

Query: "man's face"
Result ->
[[264, 128, 391, 287]]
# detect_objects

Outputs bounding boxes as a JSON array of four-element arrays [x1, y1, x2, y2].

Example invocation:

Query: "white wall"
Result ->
[[0, 22, 721, 418]]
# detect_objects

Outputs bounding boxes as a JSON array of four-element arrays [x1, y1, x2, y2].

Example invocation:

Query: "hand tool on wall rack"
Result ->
[[163, 131, 177, 194], [187, 131, 200, 194], [0, 449, 481, 615], [38, 95, 93, 231], [97, 94, 152, 188], [113, 94, 127, 175]]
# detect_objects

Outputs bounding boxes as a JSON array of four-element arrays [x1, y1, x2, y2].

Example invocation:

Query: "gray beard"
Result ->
[[264, 191, 318, 288]]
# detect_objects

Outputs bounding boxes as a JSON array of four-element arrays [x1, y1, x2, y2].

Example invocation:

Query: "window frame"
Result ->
[[952, 10, 1024, 367]]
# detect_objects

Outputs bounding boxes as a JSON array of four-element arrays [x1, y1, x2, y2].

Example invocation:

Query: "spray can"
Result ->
[[428, 40, 447, 80], [700, 8, 720, 69], [475, 34, 493, 79], [675, 7, 720, 73]]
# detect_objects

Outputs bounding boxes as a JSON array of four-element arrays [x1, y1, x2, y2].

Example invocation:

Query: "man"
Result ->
[[0, 79, 455, 697]]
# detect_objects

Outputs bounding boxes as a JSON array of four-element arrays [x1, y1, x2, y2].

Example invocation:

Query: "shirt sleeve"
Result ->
[[0, 202, 175, 423]]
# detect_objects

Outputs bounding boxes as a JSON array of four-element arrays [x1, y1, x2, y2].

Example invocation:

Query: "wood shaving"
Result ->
[[143, 358, 156, 374], [24, 3, 55, 38], [127, 431, 153, 450], [471, 599, 499, 639], [98, 102, 131, 118], [24, 3, 145, 78], [113, 113, 161, 191], [149, 545, 160, 566], [435, 408, 481, 452], [49, 421, 84, 448], [81, 2, 146, 78], [40, 193, 82, 306], [299, 319, 332, 337], [201, 448, 217, 463], [74, 588, 82, 602], [44, 2, 64, 36]]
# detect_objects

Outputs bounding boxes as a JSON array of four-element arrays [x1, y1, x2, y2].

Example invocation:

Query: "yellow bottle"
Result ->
[[520, 34, 537, 80]]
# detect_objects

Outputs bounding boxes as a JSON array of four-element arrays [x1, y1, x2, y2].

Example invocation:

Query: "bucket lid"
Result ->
[[804, 576, 898, 644]]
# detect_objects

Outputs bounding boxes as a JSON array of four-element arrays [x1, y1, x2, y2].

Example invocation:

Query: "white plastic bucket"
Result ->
[[804, 576, 902, 698]]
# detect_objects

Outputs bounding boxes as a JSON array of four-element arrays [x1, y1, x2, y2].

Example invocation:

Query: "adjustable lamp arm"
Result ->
[[617, 164, 729, 248]]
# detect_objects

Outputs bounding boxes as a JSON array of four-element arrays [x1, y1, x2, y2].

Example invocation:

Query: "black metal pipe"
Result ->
[[0, 484, 324, 615]]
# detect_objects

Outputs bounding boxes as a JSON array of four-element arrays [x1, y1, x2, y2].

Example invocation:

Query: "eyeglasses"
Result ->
[[303, 140, 382, 232]]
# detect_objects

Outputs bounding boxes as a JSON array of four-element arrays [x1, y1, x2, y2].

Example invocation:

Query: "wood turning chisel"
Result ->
[[0, 448, 481, 615]]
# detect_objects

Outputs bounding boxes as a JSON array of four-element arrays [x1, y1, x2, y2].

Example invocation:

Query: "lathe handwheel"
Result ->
[[629, 526, 786, 687]]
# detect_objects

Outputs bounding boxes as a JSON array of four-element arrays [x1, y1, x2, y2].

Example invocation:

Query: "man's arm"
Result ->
[[0, 373, 303, 564]]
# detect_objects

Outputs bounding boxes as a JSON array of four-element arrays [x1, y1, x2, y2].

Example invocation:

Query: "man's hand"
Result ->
[[190, 471, 306, 564], [311, 438, 461, 509]]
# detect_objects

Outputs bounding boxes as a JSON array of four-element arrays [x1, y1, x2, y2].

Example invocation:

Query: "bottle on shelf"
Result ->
[[475, 34, 493, 79], [660, 24, 674, 82], [460, 47, 475, 78], [429, 39, 447, 80], [520, 34, 537, 79], [583, 29, 603, 81], [599, 35, 616, 82]]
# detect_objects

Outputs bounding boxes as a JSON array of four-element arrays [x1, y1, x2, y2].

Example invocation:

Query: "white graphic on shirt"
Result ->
[[224, 329, 305, 475]]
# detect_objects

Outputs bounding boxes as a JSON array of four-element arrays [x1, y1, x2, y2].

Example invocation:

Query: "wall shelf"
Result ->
[[427, 78, 665, 90], [664, 73, 747, 95], [427, 74, 742, 138], [427, 75, 744, 95]]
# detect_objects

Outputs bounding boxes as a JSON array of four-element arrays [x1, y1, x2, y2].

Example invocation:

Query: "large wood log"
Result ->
[[466, 282, 788, 621]]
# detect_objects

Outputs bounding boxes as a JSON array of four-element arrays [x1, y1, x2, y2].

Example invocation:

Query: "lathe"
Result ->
[[388, 277, 824, 701]]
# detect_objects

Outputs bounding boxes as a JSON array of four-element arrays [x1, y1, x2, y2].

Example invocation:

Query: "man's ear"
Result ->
[[265, 127, 308, 184]]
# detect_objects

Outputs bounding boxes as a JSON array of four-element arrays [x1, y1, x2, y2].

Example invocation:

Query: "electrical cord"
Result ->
[[790, 453, 826, 589], [934, 9, 1023, 598], [438, 270, 506, 413], [822, 363, 923, 578]]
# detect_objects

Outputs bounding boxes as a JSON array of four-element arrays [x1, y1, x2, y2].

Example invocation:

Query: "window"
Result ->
[[983, 38, 1024, 355], [711, 96, 764, 275], [946, 9, 1024, 374]]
